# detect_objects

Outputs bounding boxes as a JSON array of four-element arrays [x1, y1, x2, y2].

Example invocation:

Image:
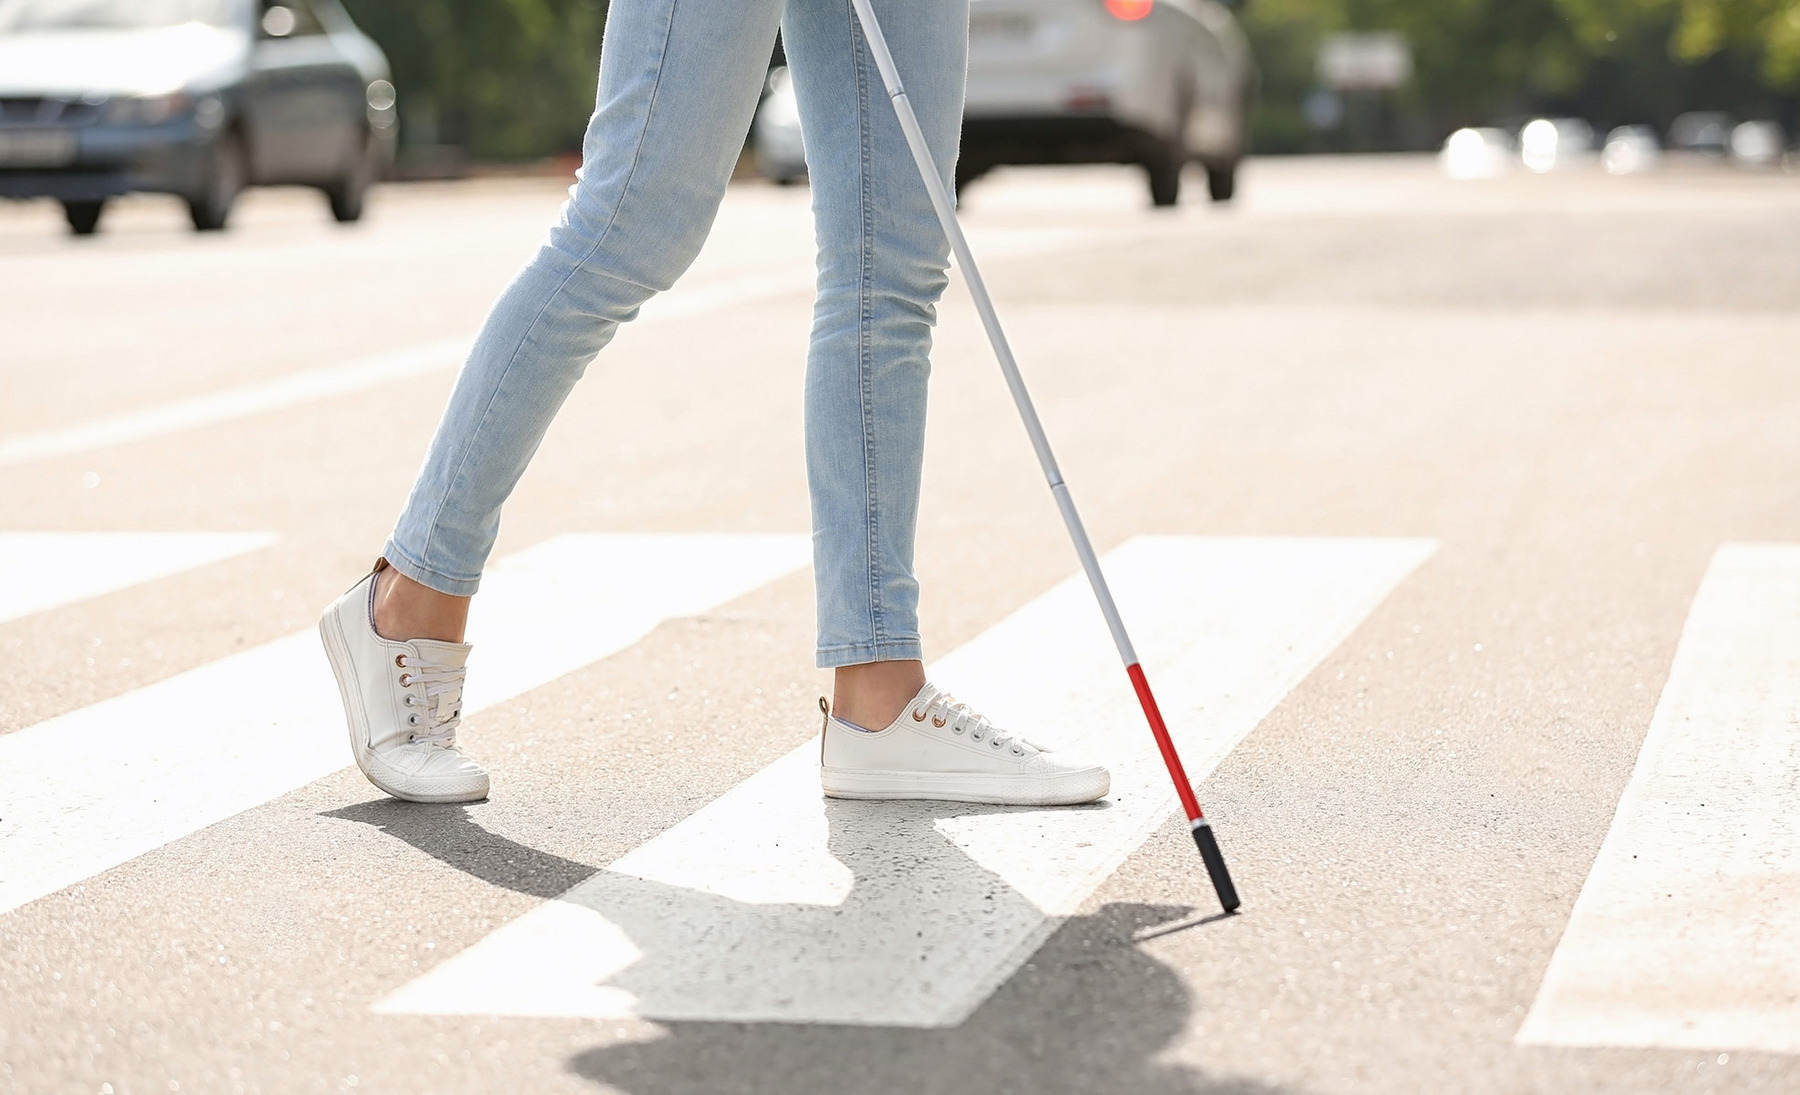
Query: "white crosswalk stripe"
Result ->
[[1516, 543, 1800, 1054], [0, 531, 276, 624], [0, 533, 810, 918], [374, 536, 1436, 1026]]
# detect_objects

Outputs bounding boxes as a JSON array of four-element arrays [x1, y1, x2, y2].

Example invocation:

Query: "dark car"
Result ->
[[0, 0, 396, 235]]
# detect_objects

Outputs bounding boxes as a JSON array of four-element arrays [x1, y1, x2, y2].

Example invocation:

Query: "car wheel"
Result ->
[[188, 132, 246, 232], [1145, 148, 1182, 207], [1205, 160, 1237, 203], [1145, 92, 1190, 208], [325, 133, 376, 223], [954, 158, 990, 194], [62, 199, 105, 236]]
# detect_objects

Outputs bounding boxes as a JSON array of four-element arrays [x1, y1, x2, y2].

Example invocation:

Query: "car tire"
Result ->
[[1145, 148, 1182, 207], [188, 132, 246, 232], [325, 133, 376, 223], [1205, 160, 1237, 203], [954, 158, 990, 193], [62, 199, 105, 236], [1145, 91, 1191, 208]]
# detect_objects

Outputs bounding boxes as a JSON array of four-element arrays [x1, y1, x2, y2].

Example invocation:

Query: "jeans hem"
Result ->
[[815, 639, 924, 669], [381, 540, 482, 597]]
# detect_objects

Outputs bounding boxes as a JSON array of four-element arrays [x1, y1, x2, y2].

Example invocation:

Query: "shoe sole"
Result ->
[[820, 765, 1109, 806], [318, 605, 489, 805]]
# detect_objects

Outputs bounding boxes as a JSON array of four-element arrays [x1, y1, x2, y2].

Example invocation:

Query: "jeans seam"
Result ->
[[852, 5, 883, 650], [410, 0, 683, 575]]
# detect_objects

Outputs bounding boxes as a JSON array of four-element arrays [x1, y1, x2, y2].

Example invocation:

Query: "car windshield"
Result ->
[[0, 0, 237, 32]]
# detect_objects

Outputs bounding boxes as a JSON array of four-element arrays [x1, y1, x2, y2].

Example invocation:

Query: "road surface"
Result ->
[[3, 155, 1798, 1094]]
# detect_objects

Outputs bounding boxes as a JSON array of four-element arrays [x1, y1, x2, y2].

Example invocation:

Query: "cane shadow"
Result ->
[[325, 795, 1282, 1095]]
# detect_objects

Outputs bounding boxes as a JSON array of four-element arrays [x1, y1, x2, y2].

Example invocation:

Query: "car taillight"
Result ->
[[1104, 0, 1153, 20]]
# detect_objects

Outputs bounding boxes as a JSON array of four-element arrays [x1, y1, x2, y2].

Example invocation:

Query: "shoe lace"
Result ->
[[396, 653, 464, 747], [913, 686, 1031, 752]]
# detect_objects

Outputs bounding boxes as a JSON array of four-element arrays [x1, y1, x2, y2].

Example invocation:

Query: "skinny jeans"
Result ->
[[382, 0, 966, 667]]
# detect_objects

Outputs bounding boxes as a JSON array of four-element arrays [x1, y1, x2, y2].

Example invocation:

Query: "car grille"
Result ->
[[0, 97, 103, 126]]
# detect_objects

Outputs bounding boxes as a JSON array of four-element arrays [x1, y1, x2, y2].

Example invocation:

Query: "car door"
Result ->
[[244, 0, 360, 183]]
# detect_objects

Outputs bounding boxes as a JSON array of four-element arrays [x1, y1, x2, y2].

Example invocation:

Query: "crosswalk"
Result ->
[[0, 530, 276, 623], [0, 533, 810, 917], [1515, 544, 1800, 1055], [375, 537, 1435, 1025], [3, 531, 1797, 1051]]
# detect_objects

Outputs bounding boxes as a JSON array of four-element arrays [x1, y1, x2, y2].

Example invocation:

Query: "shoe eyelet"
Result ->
[[991, 739, 1003, 748], [402, 694, 416, 707], [911, 709, 926, 722], [953, 725, 965, 735], [407, 713, 421, 726], [407, 733, 417, 744], [398, 673, 411, 686], [970, 731, 983, 742], [394, 655, 406, 668], [932, 715, 946, 728]]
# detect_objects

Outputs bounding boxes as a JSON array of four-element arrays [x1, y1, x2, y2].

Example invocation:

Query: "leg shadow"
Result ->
[[324, 798, 1287, 1095]]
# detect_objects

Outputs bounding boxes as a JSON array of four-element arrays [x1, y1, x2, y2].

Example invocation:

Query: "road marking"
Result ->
[[0, 533, 810, 917], [0, 224, 1121, 468], [376, 536, 1436, 1027], [0, 531, 275, 624], [0, 338, 473, 467], [1516, 543, 1800, 1055]]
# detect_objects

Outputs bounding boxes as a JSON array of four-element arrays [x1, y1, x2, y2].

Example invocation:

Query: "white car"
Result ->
[[752, 0, 1255, 206]]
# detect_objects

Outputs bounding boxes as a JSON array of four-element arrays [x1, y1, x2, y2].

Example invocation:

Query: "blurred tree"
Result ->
[[340, 0, 608, 161], [1242, 0, 1799, 152]]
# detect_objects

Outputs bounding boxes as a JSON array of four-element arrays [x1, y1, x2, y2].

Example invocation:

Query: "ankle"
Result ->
[[832, 659, 927, 730], [371, 562, 471, 643]]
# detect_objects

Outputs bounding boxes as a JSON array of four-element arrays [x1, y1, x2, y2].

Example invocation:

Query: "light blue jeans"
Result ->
[[383, 0, 967, 668]]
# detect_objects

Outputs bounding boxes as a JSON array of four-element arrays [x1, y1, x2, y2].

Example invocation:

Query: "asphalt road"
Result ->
[[2, 155, 1798, 1095]]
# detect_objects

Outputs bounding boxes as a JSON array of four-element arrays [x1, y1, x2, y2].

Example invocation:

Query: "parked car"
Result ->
[[752, 0, 1255, 207], [0, 0, 396, 235]]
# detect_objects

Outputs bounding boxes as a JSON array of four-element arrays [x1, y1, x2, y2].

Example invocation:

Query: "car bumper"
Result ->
[[0, 121, 214, 201], [961, 113, 1156, 168]]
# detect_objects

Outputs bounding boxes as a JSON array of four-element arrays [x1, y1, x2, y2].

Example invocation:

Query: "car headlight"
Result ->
[[105, 92, 192, 126]]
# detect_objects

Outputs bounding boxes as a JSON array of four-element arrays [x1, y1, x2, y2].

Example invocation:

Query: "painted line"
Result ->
[[1516, 543, 1800, 1055], [0, 533, 810, 917], [0, 531, 275, 624], [376, 536, 1436, 1027], [0, 338, 472, 467], [0, 223, 1118, 469]]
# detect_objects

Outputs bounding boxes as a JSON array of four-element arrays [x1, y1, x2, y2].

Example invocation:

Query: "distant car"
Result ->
[[751, 66, 805, 187], [1729, 120, 1786, 167], [1438, 126, 1512, 179], [1601, 124, 1660, 175], [1519, 117, 1594, 172], [1668, 112, 1734, 156], [0, 0, 396, 235], [960, 0, 1254, 205], [751, 0, 1255, 207]]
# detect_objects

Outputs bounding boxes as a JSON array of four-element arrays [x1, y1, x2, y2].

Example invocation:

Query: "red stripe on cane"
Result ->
[[1125, 662, 1203, 822]]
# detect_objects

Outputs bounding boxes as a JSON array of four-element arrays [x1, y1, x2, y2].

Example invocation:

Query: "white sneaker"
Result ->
[[318, 567, 490, 803], [820, 683, 1110, 805]]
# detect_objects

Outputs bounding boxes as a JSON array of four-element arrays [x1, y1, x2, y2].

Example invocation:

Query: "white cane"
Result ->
[[845, 0, 1239, 913]]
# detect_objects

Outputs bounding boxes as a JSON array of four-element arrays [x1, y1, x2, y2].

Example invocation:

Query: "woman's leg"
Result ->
[[782, 0, 968, 727], [382, 0, 785, 606]]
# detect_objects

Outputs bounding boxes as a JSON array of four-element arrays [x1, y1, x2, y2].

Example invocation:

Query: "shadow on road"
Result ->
[[324, 798, 1291, 1095], [322, 797, 598, 898]]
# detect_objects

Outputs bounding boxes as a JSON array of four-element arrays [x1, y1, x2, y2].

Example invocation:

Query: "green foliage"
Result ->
[[1242, 0, 1798, 152], [340, 0, 608, 160]]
